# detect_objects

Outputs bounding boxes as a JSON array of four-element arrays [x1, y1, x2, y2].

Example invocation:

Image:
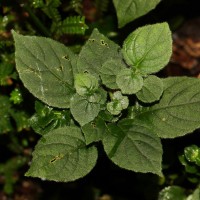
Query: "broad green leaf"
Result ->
[[100, 59, 125, 89], [122, 23, 172, 74], [134, 77, 200, 138], [102, 119, 162, 175], [113, 0, 160, 28], [187, 187, 200, 200], [77, 29, 122, 78], [70, 94, 100, 126], [26, 126, 98, 182], [136, 75, 163, 103], [74, 73, 99, 96], [116, 68, 143, 94], [82, 117, 106, 145], [12, 31, 76, 108], [158, 186, 186, 200]]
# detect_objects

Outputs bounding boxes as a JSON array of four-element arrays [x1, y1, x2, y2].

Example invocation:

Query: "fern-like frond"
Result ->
[[46, 0, 61, 8], [57, 16, 88, 35], [42, 0, 61, 22], [43, 6, 61, 22], [32, 0, 61, 22]]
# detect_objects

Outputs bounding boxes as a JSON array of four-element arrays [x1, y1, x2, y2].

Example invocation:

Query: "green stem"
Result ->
[[24, 5, 51, 37], [108, 91, 114, 100]]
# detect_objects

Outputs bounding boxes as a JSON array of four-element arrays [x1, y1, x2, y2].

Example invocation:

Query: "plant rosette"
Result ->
[[12, 22, 200, 182]]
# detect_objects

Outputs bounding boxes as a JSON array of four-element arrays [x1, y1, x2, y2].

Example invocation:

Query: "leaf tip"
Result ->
[[24, 170, 31, 177], [11, 29, 19, 39]]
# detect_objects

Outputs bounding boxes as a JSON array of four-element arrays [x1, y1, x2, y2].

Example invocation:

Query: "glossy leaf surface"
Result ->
[[30, 101, 71, 135]]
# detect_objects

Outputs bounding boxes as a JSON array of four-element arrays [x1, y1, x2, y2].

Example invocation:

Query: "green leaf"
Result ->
[[74, 73, 99, 96], [70, 94, 100, 126], [10, 110, 30, 132], [95, 88, 107, 105], [184, 145, 200, 163], [100, 58, 125, 89], [113, 0, 160, 28], [122, 23, 172, 74], [10, 88, 23, 104], [158, 186, 186, 200], [77, 29, 122, 78], [116, 68, 143, 94], [107, 101, 123, 115], [82, 117, 106, 145], [112, 91, 129, 109], [98, 110, 115, 122], [12, 31, 76, 108], [187, 187, 200, 200], [107, 91, 129, 115], [136, 75, 163, 103], [102, 119, 162, 175], [58, 16, 88, 35], [26, 126, 98, 182], [134, 77, 200, 138], [30, 101, 71, 135], [179, 155, 198, 174]]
